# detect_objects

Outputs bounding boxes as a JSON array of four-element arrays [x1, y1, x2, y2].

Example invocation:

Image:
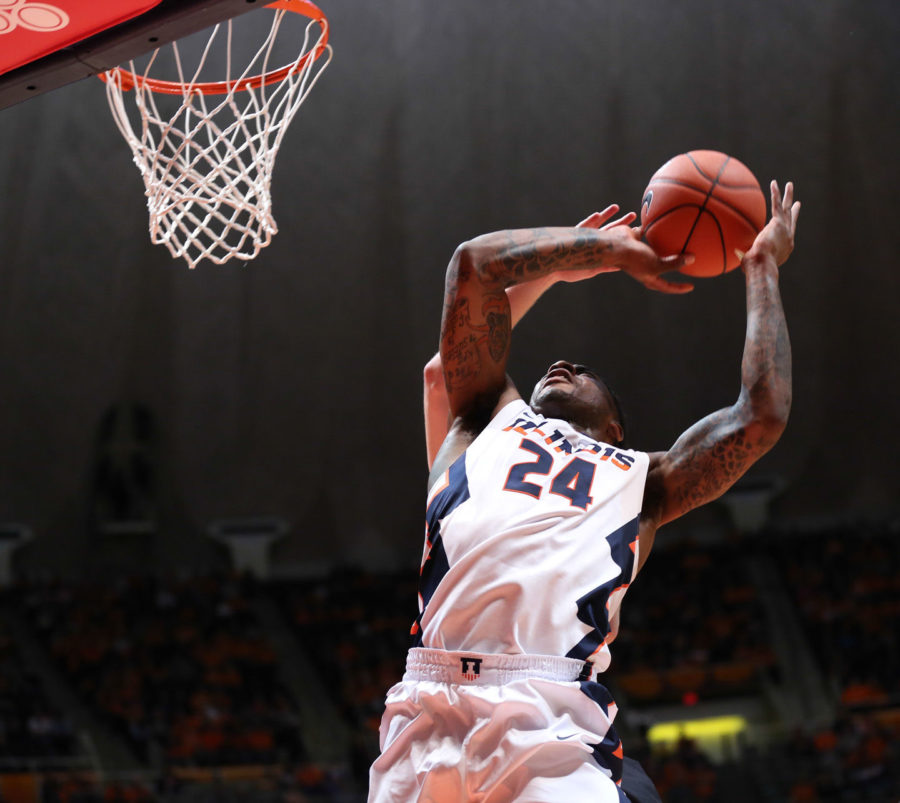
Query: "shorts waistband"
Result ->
[[403, 647, 593, 685]]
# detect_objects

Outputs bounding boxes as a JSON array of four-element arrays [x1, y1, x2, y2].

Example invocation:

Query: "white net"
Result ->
[[103, 5, 331, 268]]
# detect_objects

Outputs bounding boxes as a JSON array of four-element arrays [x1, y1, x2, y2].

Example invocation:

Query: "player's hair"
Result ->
[[599, 377, 628, 448], [582, 369, 627, 448]]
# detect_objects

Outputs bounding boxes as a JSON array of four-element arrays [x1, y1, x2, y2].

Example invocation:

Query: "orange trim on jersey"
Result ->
[[588, 639, 608, 658], [502, 423, 547, 437], [420, 526, 434, 571], [604, 583, 630, 611]]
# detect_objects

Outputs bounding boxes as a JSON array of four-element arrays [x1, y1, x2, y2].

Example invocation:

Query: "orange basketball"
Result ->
[[639, 150, 766, 277]]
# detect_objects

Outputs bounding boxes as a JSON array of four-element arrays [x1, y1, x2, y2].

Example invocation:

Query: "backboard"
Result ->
[[0, 0, 265, 111]]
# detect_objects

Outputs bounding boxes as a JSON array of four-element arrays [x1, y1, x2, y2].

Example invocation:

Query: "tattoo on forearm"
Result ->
[[743, 272, 792, 414], [478, 228, 614, 286]]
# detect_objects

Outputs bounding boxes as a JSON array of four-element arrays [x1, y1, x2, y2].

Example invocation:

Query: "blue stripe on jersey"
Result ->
[[565, 515, 639, 662], [411, 454, 470, 647], [579, 681, 626, 793]]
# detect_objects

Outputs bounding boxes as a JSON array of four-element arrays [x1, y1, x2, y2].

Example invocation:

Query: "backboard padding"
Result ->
[[0, 0, 263, 111]]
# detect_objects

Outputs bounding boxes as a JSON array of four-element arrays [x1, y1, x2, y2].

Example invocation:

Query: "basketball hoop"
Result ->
[[100, 0, 331, 268]]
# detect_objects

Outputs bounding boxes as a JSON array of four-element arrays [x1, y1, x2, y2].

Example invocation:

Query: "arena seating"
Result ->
[[274, 569, 418, 775], [19, 574, 304, 768], [0, 612, 79, 769], [610, 538, 777, 705], [6, 518, 898, 801], [772, 521, 900, 710]]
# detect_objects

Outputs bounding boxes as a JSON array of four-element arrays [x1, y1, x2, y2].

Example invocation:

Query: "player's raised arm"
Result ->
[[423, 207, 636, 468], [439, 219, 691, 426], [645, 181, 801, 527]]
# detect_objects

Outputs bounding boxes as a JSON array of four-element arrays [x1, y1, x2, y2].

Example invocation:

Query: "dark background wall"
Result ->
[[0, 0, 897, 575]]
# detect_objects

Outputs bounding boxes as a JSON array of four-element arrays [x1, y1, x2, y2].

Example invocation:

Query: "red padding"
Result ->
[[0, 0, 163, 77]]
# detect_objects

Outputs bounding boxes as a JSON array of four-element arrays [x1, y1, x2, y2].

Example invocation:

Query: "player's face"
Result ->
[[529, 360, 619, 442]]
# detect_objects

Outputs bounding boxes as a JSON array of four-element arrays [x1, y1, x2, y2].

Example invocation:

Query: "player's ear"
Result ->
[[607, 419, 624, 447]]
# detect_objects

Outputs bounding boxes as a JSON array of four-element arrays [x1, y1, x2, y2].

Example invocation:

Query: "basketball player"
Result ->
[[369, 181, 799, 802]]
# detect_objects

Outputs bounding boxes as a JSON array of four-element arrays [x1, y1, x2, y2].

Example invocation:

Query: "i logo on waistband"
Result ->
[[460, 656, 483, 680]]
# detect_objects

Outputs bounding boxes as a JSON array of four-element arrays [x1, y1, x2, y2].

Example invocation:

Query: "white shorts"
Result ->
[[368, 649, 628, 803]]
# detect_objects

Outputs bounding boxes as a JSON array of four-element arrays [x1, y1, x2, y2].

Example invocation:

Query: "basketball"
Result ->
[[639, 150, 767, 277]]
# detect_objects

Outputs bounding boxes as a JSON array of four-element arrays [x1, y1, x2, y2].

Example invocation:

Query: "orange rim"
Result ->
[[99, 0, 329, 95]]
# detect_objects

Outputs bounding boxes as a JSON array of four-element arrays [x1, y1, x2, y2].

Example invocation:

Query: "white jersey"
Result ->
[[370, 400, 653, 801], [412, 399, 650, 678]]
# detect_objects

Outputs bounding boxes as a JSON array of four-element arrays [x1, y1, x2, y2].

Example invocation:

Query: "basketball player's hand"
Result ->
[[739, 181, 800, 269], [582, 204, 637, 232], [555, 205, 637, 284], [605, 225, 696, 294]]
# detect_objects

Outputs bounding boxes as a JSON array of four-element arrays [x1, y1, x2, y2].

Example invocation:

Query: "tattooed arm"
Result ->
[[428, 217, 692, 486], [440, 224, 692, 418], [424, 207, 636, 468], [641, 181, 800, 542]]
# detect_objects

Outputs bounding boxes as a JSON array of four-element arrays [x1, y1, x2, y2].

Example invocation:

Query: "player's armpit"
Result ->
[[645, 400, 786, 527]]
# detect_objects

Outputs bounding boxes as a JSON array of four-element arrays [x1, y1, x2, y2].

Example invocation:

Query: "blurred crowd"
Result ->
[[27, 764, 354, 803], [275, 570, 417, 778], [0, 618, 76, 767], [610, 539, 777, 704], [0, 519, 897, 802], [777, 522, 900, 710], [18, 574, 302, 768]]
